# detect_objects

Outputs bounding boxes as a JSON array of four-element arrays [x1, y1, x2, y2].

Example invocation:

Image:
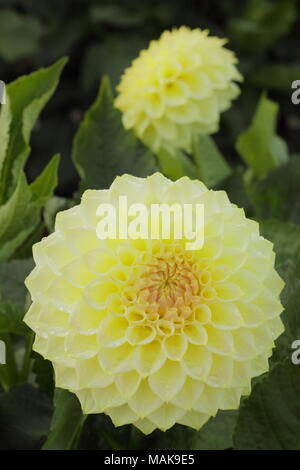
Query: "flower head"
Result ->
[[115, 27, 242, 153], [24, 173, 284, 434]]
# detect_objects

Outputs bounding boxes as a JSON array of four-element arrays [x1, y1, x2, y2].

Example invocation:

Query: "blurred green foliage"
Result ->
[[0, 0, 299, 196], [0, 0, 300, 451]]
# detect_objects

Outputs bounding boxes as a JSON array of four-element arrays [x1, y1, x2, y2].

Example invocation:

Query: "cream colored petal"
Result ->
[[205, 325, 234, 356], [126, 325, 156, 345], [53, 363, 78, 389], [177, 411, 210, 430], [182, 344, 212, 380], [134, 340, 166, 376], [205, 355, 233, 388], [98, 343, 135, 374], [171, 377, 204, 409], [98, 315, 128, 347], [61, 258, 95, 287], [65, 332, 98, 359], [46, 277, 81, 312], [115, 370, 141, 398], [134, 418, 157, 435], [210, 302, 243, 330], [148, 360, 186, 401], [106, 405, 139, 427], [183, 323, 208, 345], [92, 384, 126, 411], [76, 356, 114, 388], [128, 380, 163, 418], [84, 278, 119, 310], [70, 299, 108, 334], [148, 403, 186, 431], [162, 334, 188, 360]]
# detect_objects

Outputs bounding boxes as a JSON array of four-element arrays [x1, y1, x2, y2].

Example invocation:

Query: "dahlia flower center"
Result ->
[[136, 253, 200, 318]]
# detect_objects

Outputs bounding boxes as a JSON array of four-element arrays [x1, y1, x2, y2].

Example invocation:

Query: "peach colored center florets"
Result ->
[[136, 253, 201, 321]]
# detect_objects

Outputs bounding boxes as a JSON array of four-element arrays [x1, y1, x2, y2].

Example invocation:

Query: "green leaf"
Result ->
[[157, 148, 198, 181], [44, 196, 74, 234], [0, 384, 52, 450], [233, 360, 300, 449], [217, 167, 251, 212], [259, 220, 300, 362], [0, 9, 44, 62], [0, 302, 29, 336], [0, 96, 11, 178], [42, 389, 85, 450], [32, 353, 54, 398], [72, 76, 158, 193], [0, 57, 67, 202], [152, 410, 237, 450], [0, 258, 34, 308], [248, 157, 300, 225], [192, 135, 232, 187], [30, 154, 60, 204], [228, 0, 297, 53], [249, 63, 300, 92], [0, 155, 60, 262], [0, 172, 32, 261], [236, 94, 288, 176]]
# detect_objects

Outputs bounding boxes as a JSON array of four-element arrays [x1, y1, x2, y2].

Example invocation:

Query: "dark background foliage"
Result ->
[[1, 0, 300, 451], [1, 0, 299, 196]]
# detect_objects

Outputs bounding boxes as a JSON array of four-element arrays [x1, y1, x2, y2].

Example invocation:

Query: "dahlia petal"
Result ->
[[182, 344, 212, 379], [106, 405, 139, 427], [205, 355, 233, 388], [126, 325, 156, 345], [92, 384, 126, 411], [210, 302, 242, 330], [65, 332, 98, 359], [85, 249, 117, 275], [134, 418, 157, 435], [61, 258, 95, 287], [148, 360, 186, 401], [98, 315, 128, 347], [54, 363, 79, 389], [178, 411, 210, 430], [128, 380, 163, 417], [170, 377, 204, 409], [98, 343, 134, 374], [115, 370, 141, 398], [134, 341, 166, 376], [206, 325, 234, 355], [71, 299, 108, 334], [183, 323, 208, 345], [84, 278, 119, 309], [162, 334, 188, 360], [148, 403, 186, 431], [76, 357, 114, 388]]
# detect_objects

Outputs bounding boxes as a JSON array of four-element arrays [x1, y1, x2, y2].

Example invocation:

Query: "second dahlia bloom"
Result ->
[[115, 27, 242, 153], [24, 173, 284, 434]]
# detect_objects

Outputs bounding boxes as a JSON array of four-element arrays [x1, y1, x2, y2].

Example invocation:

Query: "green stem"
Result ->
[[70, 415, 87, 450], [0, 333, 18, 389], [19, 332, 34, 383], [129, 425, 143, 450]]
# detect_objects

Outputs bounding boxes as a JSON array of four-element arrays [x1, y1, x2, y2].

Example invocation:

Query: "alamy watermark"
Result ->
[[96, 196, 205, 250], [291, 80, 300, 105], [0, 340, 6, 365], [291, 340, 300, 365], [0, 80, 6, 105]]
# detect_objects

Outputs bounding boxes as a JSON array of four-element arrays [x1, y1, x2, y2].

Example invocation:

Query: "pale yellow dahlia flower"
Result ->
[[115, 27, 242, 153], [24, 173, 284, 434]]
